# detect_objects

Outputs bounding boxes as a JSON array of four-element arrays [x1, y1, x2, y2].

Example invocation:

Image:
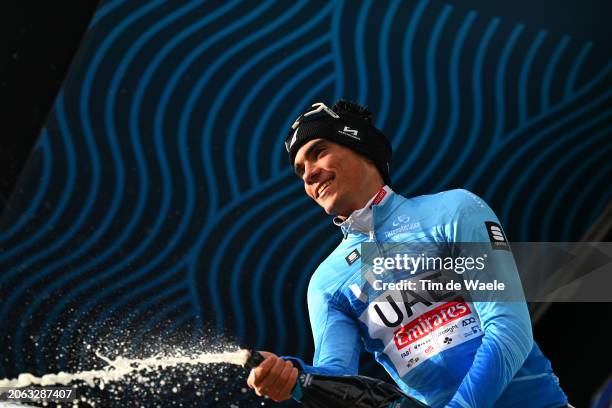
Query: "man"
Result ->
[[247, 101, 569, 407]]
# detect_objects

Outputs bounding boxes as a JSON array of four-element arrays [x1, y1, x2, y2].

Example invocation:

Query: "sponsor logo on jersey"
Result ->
[[383, 222, 422, 238], [485, 221, 510, 251], [362, 297, 484, 375], [345, 249, 361, 266], [436, 324, 459, 337], [370, 188, 387, 207], [383, 214, 421, 237], [463, 325, 482, 338], [406, 357, 420, 368], [392, 214, 411, 226], [393, 301, 471, 350], [412, 338, 432, 350]]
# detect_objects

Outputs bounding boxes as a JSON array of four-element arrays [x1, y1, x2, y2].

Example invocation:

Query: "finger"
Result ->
[[278, 366, 299, 401], [257, 356, 286, 396], [266, 360, 293, 401], [257, 351, 275, 359], [247, 368, 256, 389], [268, 361, 296, 402], [252, 355, 277, 387]]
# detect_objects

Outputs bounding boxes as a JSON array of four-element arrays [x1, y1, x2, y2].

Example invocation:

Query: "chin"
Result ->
[[318, 199, 337, 215], [320, 202, 334, 214], [323, 206, 336, 215], [318, 191, 345, 215], [324, 202, 346, 216]]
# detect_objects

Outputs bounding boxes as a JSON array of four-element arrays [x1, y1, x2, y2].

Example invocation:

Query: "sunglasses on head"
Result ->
[[291, 102, 339, 130]]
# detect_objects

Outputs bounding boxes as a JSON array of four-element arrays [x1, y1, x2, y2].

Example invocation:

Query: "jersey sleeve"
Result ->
[[444, 190, 534, 408], [283, 272, 361, 377]]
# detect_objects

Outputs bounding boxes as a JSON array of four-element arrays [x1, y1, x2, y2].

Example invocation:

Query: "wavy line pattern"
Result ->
[[0, 1, 610, 406]]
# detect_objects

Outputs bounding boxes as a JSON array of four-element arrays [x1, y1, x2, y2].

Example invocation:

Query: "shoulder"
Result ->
[[436, 189, 489, 213], [397, 188, 489, 218], [307, 240, 355, 299], [415, 188, 485, 207]]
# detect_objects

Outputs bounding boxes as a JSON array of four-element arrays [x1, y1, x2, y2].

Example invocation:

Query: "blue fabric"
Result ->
[[287, 188, 568, 408]]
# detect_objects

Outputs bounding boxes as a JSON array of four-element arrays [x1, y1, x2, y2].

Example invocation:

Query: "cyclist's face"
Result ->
[[293, 139, 382, 217]]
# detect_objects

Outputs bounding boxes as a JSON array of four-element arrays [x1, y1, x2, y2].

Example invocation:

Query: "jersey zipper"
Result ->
[[370, 208, 385, 257]]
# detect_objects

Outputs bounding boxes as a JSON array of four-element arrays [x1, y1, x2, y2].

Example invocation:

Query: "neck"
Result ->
[[337, 183, 386, 219]]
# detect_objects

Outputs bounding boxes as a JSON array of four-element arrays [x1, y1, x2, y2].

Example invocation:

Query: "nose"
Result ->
[[303, 161, 320, 184]]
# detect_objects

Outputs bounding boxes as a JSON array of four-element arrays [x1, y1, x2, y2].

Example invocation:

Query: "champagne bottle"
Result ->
[[246, 351, 429, 408]]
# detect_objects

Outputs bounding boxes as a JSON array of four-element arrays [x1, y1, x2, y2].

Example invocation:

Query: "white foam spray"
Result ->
[[0, 349, 251, 389]]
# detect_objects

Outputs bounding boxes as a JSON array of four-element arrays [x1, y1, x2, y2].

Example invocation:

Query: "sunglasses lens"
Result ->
[[286, 103, 340, 151]]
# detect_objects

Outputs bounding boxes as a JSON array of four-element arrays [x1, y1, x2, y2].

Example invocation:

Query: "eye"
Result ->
[[314, 147, 325, 157]]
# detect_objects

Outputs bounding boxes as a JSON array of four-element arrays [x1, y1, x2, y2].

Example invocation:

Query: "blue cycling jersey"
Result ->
[[287, 187, 568, 408]]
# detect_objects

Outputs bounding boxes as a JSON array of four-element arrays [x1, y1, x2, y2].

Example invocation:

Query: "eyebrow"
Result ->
[[294, 140, 327, 176]]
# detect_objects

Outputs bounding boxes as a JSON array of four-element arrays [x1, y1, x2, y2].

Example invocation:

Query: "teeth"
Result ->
[[318, 180, 332, 198]]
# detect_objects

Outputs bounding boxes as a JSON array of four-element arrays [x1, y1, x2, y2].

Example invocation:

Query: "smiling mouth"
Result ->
[[316, 177, 334, 199]]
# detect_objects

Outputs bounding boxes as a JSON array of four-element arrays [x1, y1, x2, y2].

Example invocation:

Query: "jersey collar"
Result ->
[[333, 185, 394, 237]]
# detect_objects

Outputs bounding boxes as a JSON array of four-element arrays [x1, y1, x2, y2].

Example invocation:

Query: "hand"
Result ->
[[246, 351, 299, 402]]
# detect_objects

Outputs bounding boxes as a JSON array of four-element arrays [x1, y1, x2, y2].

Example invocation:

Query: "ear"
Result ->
[[362, 157, 384, 184], [360, 155, 376, 168]]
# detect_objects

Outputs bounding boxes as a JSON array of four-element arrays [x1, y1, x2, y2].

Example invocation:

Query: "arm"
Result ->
[[248, 275, 361, 401], [284, 286, 362, 376], [445, 190, 534, 408]]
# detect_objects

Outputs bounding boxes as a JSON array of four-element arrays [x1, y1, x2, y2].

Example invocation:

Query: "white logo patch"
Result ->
[[339, 126, 361, 140], [360, 294, 483, 376], [485, 221, 510, 250]]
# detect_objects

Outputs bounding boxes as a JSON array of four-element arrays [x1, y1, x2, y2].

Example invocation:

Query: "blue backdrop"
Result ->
[[0, 0, 610, 406]]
